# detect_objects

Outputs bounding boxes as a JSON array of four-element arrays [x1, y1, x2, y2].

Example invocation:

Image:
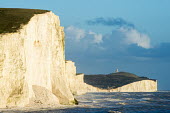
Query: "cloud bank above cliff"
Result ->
[[65, 17, 170, 61], [65, 25, 151, 55]]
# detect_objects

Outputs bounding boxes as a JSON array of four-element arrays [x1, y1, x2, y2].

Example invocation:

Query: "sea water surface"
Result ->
[[74, 91, 170, 113], [2, 91, 170, 113]]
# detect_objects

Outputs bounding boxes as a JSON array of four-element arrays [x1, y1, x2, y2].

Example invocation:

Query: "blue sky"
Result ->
[[1, 0, 170, 90]]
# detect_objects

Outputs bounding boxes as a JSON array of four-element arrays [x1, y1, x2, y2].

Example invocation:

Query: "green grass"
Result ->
[[0, 8, 50, 34], [84, 72, 156, 89]]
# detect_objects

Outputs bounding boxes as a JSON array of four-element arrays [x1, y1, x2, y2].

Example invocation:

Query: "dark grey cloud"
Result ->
[[87, 17, 135, 28]]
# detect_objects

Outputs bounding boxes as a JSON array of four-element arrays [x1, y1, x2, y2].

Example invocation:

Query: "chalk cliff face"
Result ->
[[65, 61, 87, 95], [110, 80, 157, 92], [0, 11, 74, 108], [66, 61, 157, 95]]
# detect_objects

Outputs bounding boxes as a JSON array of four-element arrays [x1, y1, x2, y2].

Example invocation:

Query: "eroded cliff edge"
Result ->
[[0, 8, 75, 108]]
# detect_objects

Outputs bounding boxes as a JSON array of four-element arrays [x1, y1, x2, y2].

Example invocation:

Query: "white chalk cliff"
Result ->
[[110, 80, 157, 92], [0, 11, 75, 108]]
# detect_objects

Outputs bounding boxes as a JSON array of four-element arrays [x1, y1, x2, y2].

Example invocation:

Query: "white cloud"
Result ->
[[89, 31, 103, 44], [65, 26, 85, 41], [119, 27, 151, 49], [65, 26, 103, 44]]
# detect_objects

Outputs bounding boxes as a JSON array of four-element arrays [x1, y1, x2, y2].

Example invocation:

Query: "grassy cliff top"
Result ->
[[0, 8, 50, 34], [84, 72, 156, 89]]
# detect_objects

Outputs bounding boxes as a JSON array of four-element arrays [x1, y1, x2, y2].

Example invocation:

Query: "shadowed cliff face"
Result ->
[[0, 8, 49, 34], [84, 72, 156, 89]]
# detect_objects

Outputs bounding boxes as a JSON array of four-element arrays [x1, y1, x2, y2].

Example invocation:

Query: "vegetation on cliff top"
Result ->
[[84, 72, 156, 89], [0, 8, 49, 34]]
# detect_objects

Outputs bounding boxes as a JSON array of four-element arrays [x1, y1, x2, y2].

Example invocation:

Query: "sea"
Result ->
[[2, 91, 170, 113], [74, 91, 170, 113], [52, 91, 170, 113]]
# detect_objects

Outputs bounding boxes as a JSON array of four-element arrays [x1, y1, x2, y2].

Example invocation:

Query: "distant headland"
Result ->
[[84, 72, 157, 89]]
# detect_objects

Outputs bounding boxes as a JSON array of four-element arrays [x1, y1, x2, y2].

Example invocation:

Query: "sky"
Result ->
[[1, 0, 170, 90]]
